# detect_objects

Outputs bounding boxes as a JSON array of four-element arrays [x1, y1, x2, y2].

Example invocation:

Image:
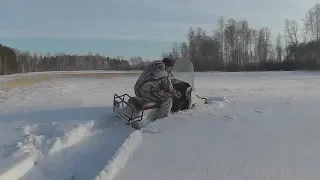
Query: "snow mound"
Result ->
[[185, 96, 228, 114], [22, 121, 95, 160], [48, 121, 95, 155], [24, 123, 64, 138], [207, 96, 227, 103], [0, 120, 97, 180]]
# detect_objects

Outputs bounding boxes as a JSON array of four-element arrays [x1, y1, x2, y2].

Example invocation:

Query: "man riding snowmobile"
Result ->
[[134, 57, 182, 119]]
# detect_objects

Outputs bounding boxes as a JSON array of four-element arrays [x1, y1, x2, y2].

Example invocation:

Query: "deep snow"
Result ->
[[0, 71, 320, 180]]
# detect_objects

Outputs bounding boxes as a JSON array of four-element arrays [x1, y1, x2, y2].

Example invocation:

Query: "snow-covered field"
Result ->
[[1, 71, 320, 180]]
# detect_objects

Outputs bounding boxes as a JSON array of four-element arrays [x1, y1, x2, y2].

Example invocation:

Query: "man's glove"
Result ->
[[175, 91, 182, 99]]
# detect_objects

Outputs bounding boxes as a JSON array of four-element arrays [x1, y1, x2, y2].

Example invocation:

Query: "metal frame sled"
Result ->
[[113, 93, 161, 129], [112, 58, 208, 129]]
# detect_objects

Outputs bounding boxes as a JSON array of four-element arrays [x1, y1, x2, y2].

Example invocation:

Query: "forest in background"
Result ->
[[163, 3, 320, 71], [0, 45, 152, 75], [1, 3, 320, 75]]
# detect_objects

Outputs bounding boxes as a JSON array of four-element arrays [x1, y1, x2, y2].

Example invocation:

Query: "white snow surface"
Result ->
[[1, 71, 320, 180]]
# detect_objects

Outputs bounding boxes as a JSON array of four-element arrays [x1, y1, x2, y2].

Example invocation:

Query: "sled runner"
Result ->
[[113, 58, 208, 129]]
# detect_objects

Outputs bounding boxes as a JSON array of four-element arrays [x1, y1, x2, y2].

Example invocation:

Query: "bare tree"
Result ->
[[130, 56, 144, 70], [214, 16, 225, 61], [276, 33, 283, 63], [303, 3, 320, 65], [179, 42, 189, 59], [171, 42, 180, 60], [284, 19, 300, 46]]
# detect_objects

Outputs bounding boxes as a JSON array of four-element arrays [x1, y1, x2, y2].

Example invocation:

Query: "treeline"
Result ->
[[163, 3, 320, 71], [0, 44, 19, 75], [0, 45, 152, 75]]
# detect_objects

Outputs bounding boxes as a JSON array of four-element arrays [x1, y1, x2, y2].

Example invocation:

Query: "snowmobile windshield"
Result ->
[[170, 58, 194, 87]]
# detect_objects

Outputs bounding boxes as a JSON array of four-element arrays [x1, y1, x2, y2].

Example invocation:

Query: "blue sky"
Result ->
[[0, 0, 318, 59]]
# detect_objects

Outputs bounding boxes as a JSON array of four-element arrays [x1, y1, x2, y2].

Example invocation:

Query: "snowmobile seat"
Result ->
[[128, 96, 161, 110]]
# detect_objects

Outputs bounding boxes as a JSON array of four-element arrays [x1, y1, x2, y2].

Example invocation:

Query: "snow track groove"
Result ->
[[94, 130, 143, 180]]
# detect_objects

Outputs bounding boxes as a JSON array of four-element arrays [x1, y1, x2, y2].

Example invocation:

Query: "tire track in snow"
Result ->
[[95, 130, 143, 180]]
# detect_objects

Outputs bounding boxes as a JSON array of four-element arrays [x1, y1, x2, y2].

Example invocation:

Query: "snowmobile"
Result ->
[[112, 57, 208, 129]]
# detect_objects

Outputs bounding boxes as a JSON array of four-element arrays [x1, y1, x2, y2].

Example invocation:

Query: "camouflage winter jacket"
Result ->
[[134, 60, 181, 99]]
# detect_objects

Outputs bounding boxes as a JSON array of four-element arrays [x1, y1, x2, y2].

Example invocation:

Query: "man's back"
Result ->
[[134, 60, 168, 95]]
